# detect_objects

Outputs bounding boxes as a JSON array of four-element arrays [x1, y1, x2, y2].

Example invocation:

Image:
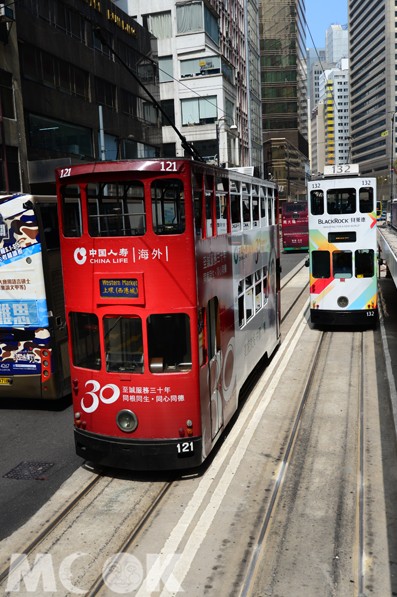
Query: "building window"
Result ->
[[121, 89, 137, 116], [163, 143, 176, 157], [92, 28, 113, 59], [20, 45, 89, 100], [95, 77, 117, 109], [181, 96, 217, 125], [28, 113, 92, 158], [143, 11, 172, 39], [160, 99, 175, 126], [143, 102, 158, 125], [0, 146, 20, 192], [159, 56, 173, 83], [176, 1, 203, 34], [176, 2, 219, 44], [0, 70, 14, 119], [137, 60, 157, 84], [180, 56, 221, 78]]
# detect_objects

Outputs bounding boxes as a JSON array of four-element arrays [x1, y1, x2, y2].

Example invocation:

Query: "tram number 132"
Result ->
[[177, 441, 194, 456]]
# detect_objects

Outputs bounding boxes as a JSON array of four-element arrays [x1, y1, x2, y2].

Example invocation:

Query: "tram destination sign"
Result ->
[[99, 278, 139, 298], [328, 231, 357, 243]]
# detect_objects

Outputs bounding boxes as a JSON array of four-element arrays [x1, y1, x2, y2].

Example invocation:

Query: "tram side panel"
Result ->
[[195, 206, 280, 460]]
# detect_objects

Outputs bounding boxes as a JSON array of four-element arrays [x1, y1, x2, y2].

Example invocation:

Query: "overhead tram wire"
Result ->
[[93, 26, 205, 162]]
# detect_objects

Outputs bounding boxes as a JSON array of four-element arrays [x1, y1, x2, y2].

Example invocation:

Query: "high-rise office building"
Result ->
[[259, 0, 308, 201], [326, 24, 348, 63], [349, 0, 395, 202], [308, 24, 349, 176], [319, 60, 350, 167]]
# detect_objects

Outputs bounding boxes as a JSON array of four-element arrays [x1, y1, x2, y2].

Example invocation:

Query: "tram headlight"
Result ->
[[116, 409, 138, 433], [337, 296, 349, 308]]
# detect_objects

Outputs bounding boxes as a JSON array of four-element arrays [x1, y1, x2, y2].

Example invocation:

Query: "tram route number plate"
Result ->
[[176, 441, 194, 457], [0, 377, 12, 385]]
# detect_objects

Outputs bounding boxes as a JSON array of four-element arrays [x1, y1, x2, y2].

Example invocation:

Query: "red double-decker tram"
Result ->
[[56, 159, 281, 471], [281, 200, 308, 251]]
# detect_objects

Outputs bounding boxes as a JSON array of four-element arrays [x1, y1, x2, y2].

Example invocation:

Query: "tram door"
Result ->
[[207, 297, 223, 439]]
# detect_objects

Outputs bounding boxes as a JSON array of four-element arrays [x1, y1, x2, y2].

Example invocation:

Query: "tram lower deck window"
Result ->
[[333, 251, 352, 278], [355, 249, 374, 277], [104, 316, 143, 373], [311, 251, 330, 278], [147, 313, 191, 373], [70, 312, 101, 370]]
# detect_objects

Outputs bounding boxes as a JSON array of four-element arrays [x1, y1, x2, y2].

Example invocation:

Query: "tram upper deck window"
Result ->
[[61, 185, 82, 237], [104, 316, 143, 373], [216, 191, 228, 235], [231, 185, 241, 231], [311, 250, 330, 278], [252, 185, 260, 227], [69, 312, 101, 370], [87, 182, 145, 237], [260, 188, 267, 224], [193, 170, 203, 239], [242, 184, 251, 229], [359, 187, 374, 213], [216, 177, 229, 235], [327, 188, 356, 214], [194, 190, 203, 239], [152, 179, 185, 235], [310, 190, 324, 215], [147, 313, 191, 373]]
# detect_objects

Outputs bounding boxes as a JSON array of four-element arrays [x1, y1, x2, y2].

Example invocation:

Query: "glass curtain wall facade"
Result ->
[[259, 0, 308, 201], [349, 0, 396, 203]]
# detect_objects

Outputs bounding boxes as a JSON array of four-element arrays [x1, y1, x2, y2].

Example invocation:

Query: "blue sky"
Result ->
[[305, 0, 348, 49]]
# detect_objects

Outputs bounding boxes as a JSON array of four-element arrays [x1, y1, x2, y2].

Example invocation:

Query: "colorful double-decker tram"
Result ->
[[56, 159, 281, 470], [308, 165, 378, 327]]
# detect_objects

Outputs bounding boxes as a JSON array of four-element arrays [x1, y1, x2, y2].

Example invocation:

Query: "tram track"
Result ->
[[239, 329, 368, 596], [0, 473, 103, 585], [0, 472, 175, 595]]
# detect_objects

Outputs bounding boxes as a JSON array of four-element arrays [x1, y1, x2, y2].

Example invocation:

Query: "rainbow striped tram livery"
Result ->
[[307, 165, 377, 327]]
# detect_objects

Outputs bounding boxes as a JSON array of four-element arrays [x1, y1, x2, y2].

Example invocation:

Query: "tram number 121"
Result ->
[[177, 441, 194, 456]]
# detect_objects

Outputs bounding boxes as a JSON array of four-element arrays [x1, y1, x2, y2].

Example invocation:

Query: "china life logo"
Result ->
[[74, 248, 87, 265]]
